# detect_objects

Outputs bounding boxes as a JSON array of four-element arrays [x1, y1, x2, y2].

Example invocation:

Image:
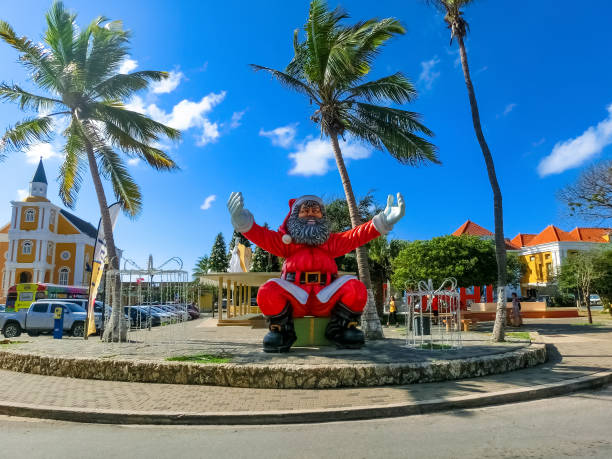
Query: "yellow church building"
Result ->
[[0, 159, 97, 303]]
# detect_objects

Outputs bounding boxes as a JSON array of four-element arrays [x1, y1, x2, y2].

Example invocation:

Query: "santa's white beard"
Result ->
[[287, 215, 331, 246]]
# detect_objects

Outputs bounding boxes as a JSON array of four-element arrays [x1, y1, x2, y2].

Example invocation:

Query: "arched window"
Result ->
[[22, 240, 32, 255], [58, 267, 70, 285], [24, 209, 36, 222]]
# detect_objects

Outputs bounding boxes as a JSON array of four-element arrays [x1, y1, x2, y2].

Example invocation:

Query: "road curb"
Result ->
[[0, 369, 610, 425]]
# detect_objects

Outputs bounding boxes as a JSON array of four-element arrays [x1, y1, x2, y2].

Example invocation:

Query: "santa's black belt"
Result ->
[[285, 272, 336, 285]]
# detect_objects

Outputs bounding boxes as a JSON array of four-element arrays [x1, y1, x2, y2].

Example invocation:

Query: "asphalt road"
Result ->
[[1, 385, 611, 459]]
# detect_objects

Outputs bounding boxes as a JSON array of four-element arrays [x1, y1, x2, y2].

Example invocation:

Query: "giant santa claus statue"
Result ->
[[227, 191, 405, 353]]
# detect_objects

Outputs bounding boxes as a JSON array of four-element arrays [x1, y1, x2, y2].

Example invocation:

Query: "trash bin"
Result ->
[[413, 315, 431, 336]]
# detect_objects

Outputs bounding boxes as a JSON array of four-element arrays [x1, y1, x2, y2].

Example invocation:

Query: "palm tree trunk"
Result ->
[[329, 132, 384, 340], [81, 125, 126, 342], [457, 35, 507, 342]]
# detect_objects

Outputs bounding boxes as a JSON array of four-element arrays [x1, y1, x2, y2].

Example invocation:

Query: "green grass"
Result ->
[[505, 332, 531, 341], [166, 353, 232, 364], [0, 339, 28, 346], [418, 343, 453, 350]]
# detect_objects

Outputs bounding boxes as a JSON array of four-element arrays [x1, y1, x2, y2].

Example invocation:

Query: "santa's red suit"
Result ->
[[243, 220, 381, 318]]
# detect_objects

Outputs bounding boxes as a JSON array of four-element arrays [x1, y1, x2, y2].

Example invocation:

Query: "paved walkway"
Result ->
[[0, 317, 610, 424], [2, 316, 526, 365]]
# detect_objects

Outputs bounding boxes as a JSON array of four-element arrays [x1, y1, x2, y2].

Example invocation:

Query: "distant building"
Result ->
[[0, 159, 98, 302], [453, 220, 612, 298]]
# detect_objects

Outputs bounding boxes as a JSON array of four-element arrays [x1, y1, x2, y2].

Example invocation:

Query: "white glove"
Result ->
[[227, 192, 254, 233], [373, 193, 405, 234]]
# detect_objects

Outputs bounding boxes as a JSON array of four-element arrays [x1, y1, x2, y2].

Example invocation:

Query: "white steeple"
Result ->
[[29, 157, 48, 198]]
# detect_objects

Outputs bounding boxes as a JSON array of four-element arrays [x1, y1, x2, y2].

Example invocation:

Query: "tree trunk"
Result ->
[[329, 132, 384, 340], [81, 121, 126, 342], [457, 35, 508, 342]]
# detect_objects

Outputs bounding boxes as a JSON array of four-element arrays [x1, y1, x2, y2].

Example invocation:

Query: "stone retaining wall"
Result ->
[[0, 343, 546, 389]]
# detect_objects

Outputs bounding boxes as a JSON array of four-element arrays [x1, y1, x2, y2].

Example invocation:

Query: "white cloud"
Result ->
[[24, 143, 61, 164], [127, 92, 226, 146], [151, 70, 184, 94], [503, 103, 517, 116], [127, 158, 141, 166], [532, 138, 546, 147], [288, 138, 371, 176], [118, 57, 138, 74], [418, 56, 441, 90], [17, 189, 28, 201], [259, 124, 298, 148], [200, 194, 216, 210], [538, 104, 612, 176], [231, 110, 246, 129]]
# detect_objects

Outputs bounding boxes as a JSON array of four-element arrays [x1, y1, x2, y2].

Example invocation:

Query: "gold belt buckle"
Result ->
[[304, 272, 321, 284]]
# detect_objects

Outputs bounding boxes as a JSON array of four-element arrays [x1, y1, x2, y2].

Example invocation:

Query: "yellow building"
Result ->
[[0, 159, 97, 302]]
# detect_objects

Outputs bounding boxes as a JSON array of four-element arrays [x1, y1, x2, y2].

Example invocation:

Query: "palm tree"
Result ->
[[193, 256, 210, 279], [427, 0, 507, 341], [253, 0, 438, 339], [0, 2, 180, 341]]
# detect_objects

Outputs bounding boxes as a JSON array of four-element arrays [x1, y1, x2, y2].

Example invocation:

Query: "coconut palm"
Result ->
[[0, 2, 180, 341], [427, 0, 507, 341], [253, 0, 438, 339], [193, 256, 210, 279]]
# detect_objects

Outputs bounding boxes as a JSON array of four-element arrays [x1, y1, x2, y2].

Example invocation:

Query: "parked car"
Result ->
[[187, 304, 200, 320], [157, 304, 190, 321], [0, 301, 86, 338], [47, 299, 103, 330], [124, 305, 165, 327], [590, 294, 602, 306]]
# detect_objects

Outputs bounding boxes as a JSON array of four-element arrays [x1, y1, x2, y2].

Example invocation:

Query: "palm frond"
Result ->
[[346, 111, 439, 166], [103, 121, 177, 170], [83, 20, 130, 89], [346, 73, 416, 104], [58, 119, 87, 208], [92, 71, 168, 100], [93, 101, 180, 142], [96, 145, 142, 217], [0, 20, 60, 93], [0, 83, 63, 112], [0, 116, 54, 153], [352, 102, 434, 136], [250, 65, 320, 103], [44, 1, 77, 67]]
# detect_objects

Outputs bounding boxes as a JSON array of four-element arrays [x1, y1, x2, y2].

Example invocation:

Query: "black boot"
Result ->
[[263, 304, 297, 353], [325, 303, 365, 349]]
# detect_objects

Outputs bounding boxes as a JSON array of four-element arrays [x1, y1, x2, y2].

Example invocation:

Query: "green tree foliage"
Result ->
[[391, 235, 521, 291], [250, 223, 281, 272], [209, 233, 229, 272], [192, 256, 210, 278], [559, 248, 612, 321]]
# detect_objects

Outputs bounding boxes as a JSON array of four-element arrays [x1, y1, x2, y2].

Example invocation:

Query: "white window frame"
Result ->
[[22, 240, 33, 255], [58, 267, 70, 285], [24, 209, 36, 223], [47, 242, 54, 256]]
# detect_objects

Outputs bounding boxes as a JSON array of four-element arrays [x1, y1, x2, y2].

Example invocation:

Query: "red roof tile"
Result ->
[[452, 220, 494, 237], [510, 233, 536, 247], [527, 225, 577, 246]]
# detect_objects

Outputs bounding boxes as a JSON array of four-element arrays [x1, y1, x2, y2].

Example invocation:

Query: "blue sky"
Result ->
[[1, 0, 611, 272]]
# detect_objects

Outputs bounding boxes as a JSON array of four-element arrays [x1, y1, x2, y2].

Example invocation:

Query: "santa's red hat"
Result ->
[[278, 195, 324, 244]]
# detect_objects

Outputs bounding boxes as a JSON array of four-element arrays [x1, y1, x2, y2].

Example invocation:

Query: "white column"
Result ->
[[74, 242, 85, 285], [12, 205, 20, 229]]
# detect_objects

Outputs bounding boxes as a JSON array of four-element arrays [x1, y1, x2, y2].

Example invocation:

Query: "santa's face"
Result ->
[[287, 201, 330, 246]]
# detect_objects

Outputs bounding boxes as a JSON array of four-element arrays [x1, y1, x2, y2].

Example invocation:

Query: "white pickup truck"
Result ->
[[0, 301, 87, 338]]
